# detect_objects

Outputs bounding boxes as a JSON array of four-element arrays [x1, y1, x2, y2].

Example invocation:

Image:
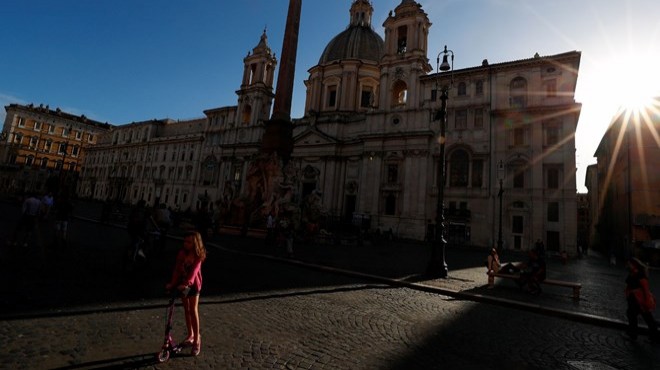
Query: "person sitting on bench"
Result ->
[[498, 248, 546, 294], [517, 248, 546, 294]]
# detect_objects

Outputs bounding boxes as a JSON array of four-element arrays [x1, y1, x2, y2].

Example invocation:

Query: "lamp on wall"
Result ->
[[427, 45, 454, 278]]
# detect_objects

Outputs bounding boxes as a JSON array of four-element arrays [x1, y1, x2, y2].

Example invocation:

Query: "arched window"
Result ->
[[397, 26, 407, 54], [449, 150, 469, 187], [392, 80, 407, 106], [510, 77, 528, 108]]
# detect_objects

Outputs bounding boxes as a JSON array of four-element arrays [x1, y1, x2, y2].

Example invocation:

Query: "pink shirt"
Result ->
[[169, 249, 203, 292]]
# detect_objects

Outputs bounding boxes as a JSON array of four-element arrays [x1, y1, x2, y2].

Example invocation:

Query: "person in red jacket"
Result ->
[[166, 231, 207, 356], [624, 257, 658, 342]]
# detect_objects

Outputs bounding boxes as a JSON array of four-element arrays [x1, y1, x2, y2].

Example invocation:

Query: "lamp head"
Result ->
[[439, 55, 451, 71], [498, 160, 505, 180]]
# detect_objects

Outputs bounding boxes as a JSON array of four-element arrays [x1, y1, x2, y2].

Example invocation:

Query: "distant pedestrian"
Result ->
[[534, 239, 545, 259], [623, 257, 658, 342], [266, 211, 276, 245], [486, 247, 501, 288], [127, 200, 148, 259], [277, 215, 294, 257], [153, 203, 172, 249], [166, 231, 206, 356], [53, 194, 74, 250], [11, 193, 42, 247], [41, 192, 54, 220]]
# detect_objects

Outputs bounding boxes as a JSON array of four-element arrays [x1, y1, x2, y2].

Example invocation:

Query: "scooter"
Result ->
[[156, 288, 189, 362]]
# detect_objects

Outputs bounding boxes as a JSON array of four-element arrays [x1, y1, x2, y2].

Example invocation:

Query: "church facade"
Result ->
[[78, 0, 582, 253]]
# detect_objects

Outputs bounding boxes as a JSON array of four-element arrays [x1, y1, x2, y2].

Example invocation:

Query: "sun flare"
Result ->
[[612, 52, 660, 112]]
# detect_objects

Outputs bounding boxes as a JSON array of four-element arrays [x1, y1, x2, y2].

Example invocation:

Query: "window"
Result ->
[[475, 80, 484, 95], [397, 26, 407, 54], [473, 108, 483, 129], [455, 109, 467, 129], [242, 104, 252, 124], [14, 132, 23, 144], [449, 150, 469, 187], [360, 87, 373, 108], [512, 215, 524, 234], [545, 124, 560, 146], [87, 134, 94, 143], [385, 194, 396, 215], [547, 167, 560, 189], [62, 127, 70, 137], [471, 160, 483, 187], [387, 164, 398, 183], [44, 140, 52, 152], [48, 124, 55, 134], [72, 145, 80, 157], [513, 128, 525, 146], [40, 157, 48, 169], [29, 136, 38, 149], [513, 167, 525, 188], [58, 142, 67, 155], [26, 155, 34, 166], [431, 88, 438, 102], [34, 121, 42, 131], [510, 77, 528, 108], [76, 130, 82, 140], [548, 202, 559, 222], [457, 82, 467, 96], [328, 86, 337, 107], [17, 117, 25, 127], [392, 81, 407, 106]]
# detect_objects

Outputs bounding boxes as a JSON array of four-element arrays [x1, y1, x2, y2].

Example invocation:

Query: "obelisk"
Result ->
[[261, 0, 302, 165], [239, 0, 302, 230]]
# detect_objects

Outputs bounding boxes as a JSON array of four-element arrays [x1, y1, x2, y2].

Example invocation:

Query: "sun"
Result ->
[[611, 52, 660, 112]]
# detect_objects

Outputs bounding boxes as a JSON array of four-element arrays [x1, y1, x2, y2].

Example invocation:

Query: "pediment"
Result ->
[[294, 128, 338, 146]]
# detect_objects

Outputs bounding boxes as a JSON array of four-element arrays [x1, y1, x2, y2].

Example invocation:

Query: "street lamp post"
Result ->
[[497, 160, 505, 252], [427, 45, 454, 278]]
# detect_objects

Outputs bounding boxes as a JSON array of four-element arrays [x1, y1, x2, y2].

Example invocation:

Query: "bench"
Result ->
[[490, 272, 582, 300]]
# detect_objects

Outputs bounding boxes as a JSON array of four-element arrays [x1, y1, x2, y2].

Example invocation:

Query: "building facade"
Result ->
[[0, 103, 110, 195], [592, 97, 660, 260], [77, 0, 582, 253]]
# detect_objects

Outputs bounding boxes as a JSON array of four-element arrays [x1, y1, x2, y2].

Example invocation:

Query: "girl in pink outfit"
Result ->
[[166, 231, 206, 356]]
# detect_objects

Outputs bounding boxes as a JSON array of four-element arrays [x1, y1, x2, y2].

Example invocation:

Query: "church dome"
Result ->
[[319, 25, 384, 64]]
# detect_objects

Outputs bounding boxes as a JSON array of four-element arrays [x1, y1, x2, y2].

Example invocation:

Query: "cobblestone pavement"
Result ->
[[0, 199, 658, 369]]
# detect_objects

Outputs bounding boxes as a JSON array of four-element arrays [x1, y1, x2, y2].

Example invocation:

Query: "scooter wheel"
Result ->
[[157, 349, 170, 363]]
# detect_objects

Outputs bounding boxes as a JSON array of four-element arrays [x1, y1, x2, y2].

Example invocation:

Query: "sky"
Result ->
[[2, 0, 660, 192]]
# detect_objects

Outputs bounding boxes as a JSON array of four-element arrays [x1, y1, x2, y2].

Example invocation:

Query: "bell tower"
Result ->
[[236, 29, 277, 126], [379, 0, 432, 110]]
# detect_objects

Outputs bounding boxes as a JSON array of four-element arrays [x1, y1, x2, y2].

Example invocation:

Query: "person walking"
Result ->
[[53, 194, 74, 250], [266, 211, 276, 246], [127, 200, 148, 259], [623, 257, 658, 342], [486, 247, 501, 288], [166, 231, 207, 356], [11, 193, 42, 247]]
